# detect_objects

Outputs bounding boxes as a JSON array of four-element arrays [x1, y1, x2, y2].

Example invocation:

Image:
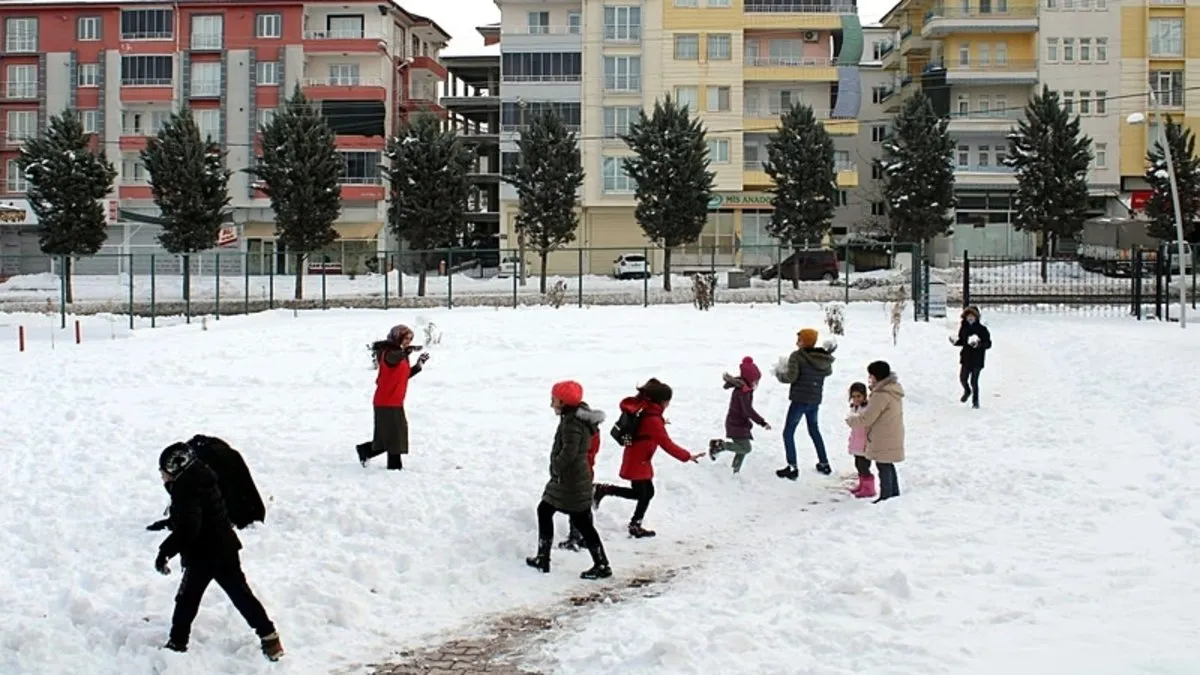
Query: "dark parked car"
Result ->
[[759, 249, 840, 282]]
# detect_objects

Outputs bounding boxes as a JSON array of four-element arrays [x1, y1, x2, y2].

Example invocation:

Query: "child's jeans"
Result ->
[[714, 438, 752, 473]]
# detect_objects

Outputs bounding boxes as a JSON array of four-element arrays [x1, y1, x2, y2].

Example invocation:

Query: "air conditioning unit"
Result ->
[[802, 31, 820, 42]]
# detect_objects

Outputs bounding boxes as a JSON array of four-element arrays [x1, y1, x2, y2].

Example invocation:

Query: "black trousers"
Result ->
[[606, 480, 655, 523], [854, 455, 873, 477], [959, 364, 982, 406], [170, 555, 276, 646], [876, 463, 901, 500], [537, 501, 602, 548]]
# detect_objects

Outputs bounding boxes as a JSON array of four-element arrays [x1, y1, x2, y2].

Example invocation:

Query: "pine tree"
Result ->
[[141, 108, 231, 301], [1144, 116, 1200, 243], [383, 112, 474, 297], [763, 103, 837, 289], [1005, 86, 1093, 281], [622, 96, 715, 292], [504, 109, 585, 294], [245, 85, 343, 300], [17, 110, 117, 303], [880, 91, 956, 244]]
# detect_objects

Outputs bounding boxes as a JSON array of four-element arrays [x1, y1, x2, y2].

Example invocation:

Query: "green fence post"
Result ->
[[150, 254, 157, 328], [383, 254, 390, 311], [214, 254, 221, 320], [268, 265, 274, 310], [243, 254, 250, 316], [59, 255, 66, 329], [446, 248, 453, 309], [184, 256, 191, 325], [643, 247, 649, 308], [321, 266, 327, 310], [512, 248, 518, 308], [776, 245, 783, 305], [128, 253, 135, 330], [577, 247, 584, 308]]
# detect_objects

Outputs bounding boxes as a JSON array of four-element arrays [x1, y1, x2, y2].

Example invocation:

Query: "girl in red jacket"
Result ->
[[355, 324, 429, 471], [593, 379, 704, 538]]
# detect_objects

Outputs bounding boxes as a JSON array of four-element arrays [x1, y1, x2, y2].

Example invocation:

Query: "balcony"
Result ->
[[339, 177, 385, 201], [302, 77, 387, 102], [947, 109, 1023, 134], [2, 132, 32, 148], [745, 56, 838, 82], [954, 163, 1016, 186], [742, 159, 858, 187], [941, 59, 1038, 85], [743, 108, 858, 135], [411, 55, 448, 81], [921, 6, 1038, 38], [0, 83, 36, 101], [743, 1, 855, 30], [302, 29, 386, 54], [499, 24, 583, 51]]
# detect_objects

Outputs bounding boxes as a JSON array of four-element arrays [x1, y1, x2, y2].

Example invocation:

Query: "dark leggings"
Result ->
[[854, 455, 873, 477], [537, 500, 602, 548], [876, 463, 900, 500], [959, 364, 982, 405], [605, 480, 655, 523]]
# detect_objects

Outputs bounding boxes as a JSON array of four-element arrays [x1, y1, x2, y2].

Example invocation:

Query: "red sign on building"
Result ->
[[1130, 190, 1152, 211]]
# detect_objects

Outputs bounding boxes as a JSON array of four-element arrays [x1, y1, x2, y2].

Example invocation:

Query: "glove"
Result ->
[[948, 336, 957, 345], [761, 422, 772, 431], [417, 352, 431, 365], [146, 518, 171, 531], [155, 551, 171, 576]]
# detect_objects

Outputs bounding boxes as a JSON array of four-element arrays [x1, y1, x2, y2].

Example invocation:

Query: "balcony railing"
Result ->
[[499, 74, 583, 83], [941, 58, 1038, 73], [302, 77, 385, 87], [190, 34, 222, 50], [2, 83, 36, 98], [503, 25, 581, 36], [744, 1, 856, 12], [303, 29, 383, 40], [121, 78, 173, 87], [925, 6, 1038, 20], [743, 107, 853, 120], [122, 126, 166, 136], [501, 123, 581, 132], [899, 26, 913, 40], [4, 132, 34, 144], [746, 56, 837, 67], [339, 176, 383, 185], [742, 159, 856, 172], [949, 109, 1022, 120], [955, 164, 1013, 174]]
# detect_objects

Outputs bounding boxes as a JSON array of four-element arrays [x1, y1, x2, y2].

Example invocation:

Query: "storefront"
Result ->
[[242, 221, 383, 275]]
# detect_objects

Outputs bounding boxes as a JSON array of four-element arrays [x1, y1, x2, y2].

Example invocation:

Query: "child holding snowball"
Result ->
[[950, 306, 991, 409]]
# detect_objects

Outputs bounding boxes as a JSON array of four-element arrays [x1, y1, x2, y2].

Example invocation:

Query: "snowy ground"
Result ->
[[2, 304, 1198, 675]]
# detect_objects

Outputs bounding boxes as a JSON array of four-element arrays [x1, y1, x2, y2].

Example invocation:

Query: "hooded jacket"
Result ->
[[778, 347, 836, 405], [616, 397, 692, 481], [542, 403, 607, 513]]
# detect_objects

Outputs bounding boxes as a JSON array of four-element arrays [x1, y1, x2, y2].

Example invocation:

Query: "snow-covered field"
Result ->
[[3, 304, 1198, 675]]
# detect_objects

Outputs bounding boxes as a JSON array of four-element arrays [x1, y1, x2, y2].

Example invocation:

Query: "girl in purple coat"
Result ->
[[708, 357, 772, 474]]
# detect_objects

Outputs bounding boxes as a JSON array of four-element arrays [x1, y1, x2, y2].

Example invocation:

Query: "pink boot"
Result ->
[[850, 474, 876, 499]]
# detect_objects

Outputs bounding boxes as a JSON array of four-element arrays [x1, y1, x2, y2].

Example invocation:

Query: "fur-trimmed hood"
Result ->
[[572, 403, 607, 431]]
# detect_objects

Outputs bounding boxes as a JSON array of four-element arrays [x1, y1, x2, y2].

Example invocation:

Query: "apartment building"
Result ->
[[0, 0, 449, 277], [847, 25, 897, 240], [496, 0, 868, 275], [879, 0, 1122, 260], [443, 52, 502, 255]]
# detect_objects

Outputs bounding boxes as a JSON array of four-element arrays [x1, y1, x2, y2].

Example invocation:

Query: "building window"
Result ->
[[1079, 38, 1091, 62], [121, 55, 173, 86], [77, 63, 100, 87], [674, 34, 700, 60], [957, 145, 969, 167], [122, 110, 171, 135], [1150, 71, 1184, 107], [1094, 142, 1107, 169], [329, 63, 360, 86], [77, 16, 101, 41], [994, 42, 1008, 65], [121, 9, 173, 40], [500, 52, 583, 83], [706, 86, 731, 112], [603, 106, 640, 138], [674, 86, 699, 110], [676, 0, 699, 6], [603, 5, 641, 42], [1150, 18, 1183, 57], [1095, 90, 1107, 114], [6, 110, 36, 143], [526, 11, 549, 34], [190, 15, 223, 50], [256, 13, 282, 39], [977, 145, 990, 168], [1079, 90, 1092, 114], [122, 158, 148, 183], [500, 151, 520, 176], [602, 156, 635, 193], [707, 34, 731, 60], [958, 42, 969, 66], [190, 62, 222, 97], [81, 110, 99, 134], [872, 125, 888, 142], [1096, 38, 1108, 62], [1062, 90, 1074, 113], [7, 159, 28, 192], [706, 138, 730, 163], [4, 18, 37, 53], [326, 15, 364, 39], [194, 109, 221, 142], [340, 151, 380, 184], [837, 191, 847, 206], [834, 150, 851, 171], [871, 201, 887, 216], [256, 61, 280, 85], [707, 0, 732, 5], [603, 56, 641, 92], [1062, 38, 1075, 62], [500, 102, 581, 130], [5, 64, 36, 99], [567, 11, 582, 34], [871, 162, 883, 180], [1046, 38, 1058, 61], [257, 108, 276, 131]]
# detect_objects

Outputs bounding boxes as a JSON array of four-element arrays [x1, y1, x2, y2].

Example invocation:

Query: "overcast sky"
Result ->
[[413, 0, 896, 55]]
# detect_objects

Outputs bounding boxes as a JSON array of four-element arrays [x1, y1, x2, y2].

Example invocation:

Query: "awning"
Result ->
[[240, 221, 382, 240]]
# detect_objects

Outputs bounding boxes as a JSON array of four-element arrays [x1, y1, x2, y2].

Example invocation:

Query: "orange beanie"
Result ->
[[798, 328, 819, 349]]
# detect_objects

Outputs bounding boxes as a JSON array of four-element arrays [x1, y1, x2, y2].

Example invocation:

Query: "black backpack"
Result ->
[[610, 410, 644, 447], [187, 435, 267, 529]]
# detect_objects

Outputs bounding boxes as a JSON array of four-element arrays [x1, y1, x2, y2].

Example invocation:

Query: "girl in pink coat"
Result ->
[[847, 382, 874, 498]]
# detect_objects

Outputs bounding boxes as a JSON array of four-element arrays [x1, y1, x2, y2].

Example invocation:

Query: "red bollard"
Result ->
[[74, 320, 81, 345], [18, 325, 24, 352]]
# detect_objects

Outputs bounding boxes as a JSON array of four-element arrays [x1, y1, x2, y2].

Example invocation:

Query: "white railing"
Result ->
[[743, 107, 842, 119], [339, 176, 382, 185], [503, 25, 581, 36], [122, 126, 166, 136], [744, 159, 856, 172], [121, 78, 173, 87], [500, 74, 582, 83], [4, 132, 33, 144], [746, 56, 837, 67], [3, 83, 36, 98], [501, 124, 581, 132], [4, 37, 36, 53], [190, 34, 222, 50], [303, 29, 382, 40], [121, 30, 172, 40], [744, 1, 856, 12], [302, 77, 385, 87]]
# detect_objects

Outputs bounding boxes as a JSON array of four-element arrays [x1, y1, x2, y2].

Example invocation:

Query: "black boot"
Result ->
[[356, 442, 373, 467], [592, 484, 611, 510], [628, 520, 656, 538], [775, 466, 799, 481], [960, 389, 971, 403], [708, 439, 723, 460], [386, 452, 403, 471], [163, 640, 187, 653], [815, 462, 832, 475], [557, 526, 584, 551], [525, 538, 551, 573], [580, 543, 613, 580]]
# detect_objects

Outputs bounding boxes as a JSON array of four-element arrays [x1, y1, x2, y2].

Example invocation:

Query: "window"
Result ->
[[603, 5, 641, 41], [603, 56, 641, 92], [995, 43, 1007, 65], [957, 145, 970, 167], [256, 13, 281, 39], [1151, 71, 1184, 107], [257, 108, 276, 131], [957, 94, 970, 115], [675, 86, 699, 110], [500, 52, 583, 82], [567, 11, 582, 34], [834, 150, 851, 171], [871, 163, 883, 180], [977, 94, 991, 114], [526, 11, 549, 34], [500, 102, 581, 129], [676, 0, 698, 6], [1079, 90, 1091, 114], [77, 63, 99, 87], [872, 125, 887, 142], [500, 151, 520, 176], [6, 110, 35, 142], [1062, 90, 1075, 113], [340, 151, 380, 184], [706, 86, 731, 112], [5, 64, 36, 99], [995, 95, 1007, 115], [1046, 38, 1059, 62], [978, 44, 990, 66], [1094, 142, 1107, 169], [707, 0, 732, 6], [978, 145, 990, 168], [1079, 38, 1091, 62], [602, 156, 635, 193], [5, 18, 37, 53], [190, 15, 222, 49], [329, 63, 360, 86], [1096, 37, 1108, 62], [256, 61, 279, 85], [1045, 0, 1056, 8], [1062, 38, 1075, 62], [675, 34, 700, 60], [996, 147, 1007, 166], [122, 110, 170, 135], [707, 34, 731, 60], [1095, 90, 1107, 114], [871, 202, 887, 216], [121, 158, 148, 183], [706, 138, 730, 163], [121, 9, 173, 39], [326, 15, 364, 39], [81, 110, 98, 134], [7, 159, 28, 192], [837, 191, 847, 206], [121, 55, 172, 86], [1150, 18, 1183, 57], [190, 62, 221, 97], [603, 106, 640, 138], [958, 42, 970, 66], [194, 109, 221, 142], [1080, 0, 1091, 8], [77, 16, 100, 41]]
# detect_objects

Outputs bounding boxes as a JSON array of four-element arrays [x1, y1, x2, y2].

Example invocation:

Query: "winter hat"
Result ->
[[798, 328, 819, 349], [738, 357, 761, 386], [387, 324, 413, 343], [962, 306, 980, 321], [159, 442, 196, 478], [551, 380, 584, 407]]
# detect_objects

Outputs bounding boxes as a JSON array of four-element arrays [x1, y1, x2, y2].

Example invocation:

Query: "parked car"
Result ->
[[613, 253, 651, 280], [497, 255, 529, 279], [759, 249, 840, 282]]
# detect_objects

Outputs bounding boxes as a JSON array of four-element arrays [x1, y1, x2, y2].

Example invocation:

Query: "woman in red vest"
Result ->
[[356, 324, 429, 470]]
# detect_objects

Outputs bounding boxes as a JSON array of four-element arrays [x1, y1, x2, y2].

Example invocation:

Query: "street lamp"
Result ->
[[1128, 99, 1189, 328]]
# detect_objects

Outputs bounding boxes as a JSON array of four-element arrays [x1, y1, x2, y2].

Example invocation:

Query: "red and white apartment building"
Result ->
[[0, 0, 449, 277]]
